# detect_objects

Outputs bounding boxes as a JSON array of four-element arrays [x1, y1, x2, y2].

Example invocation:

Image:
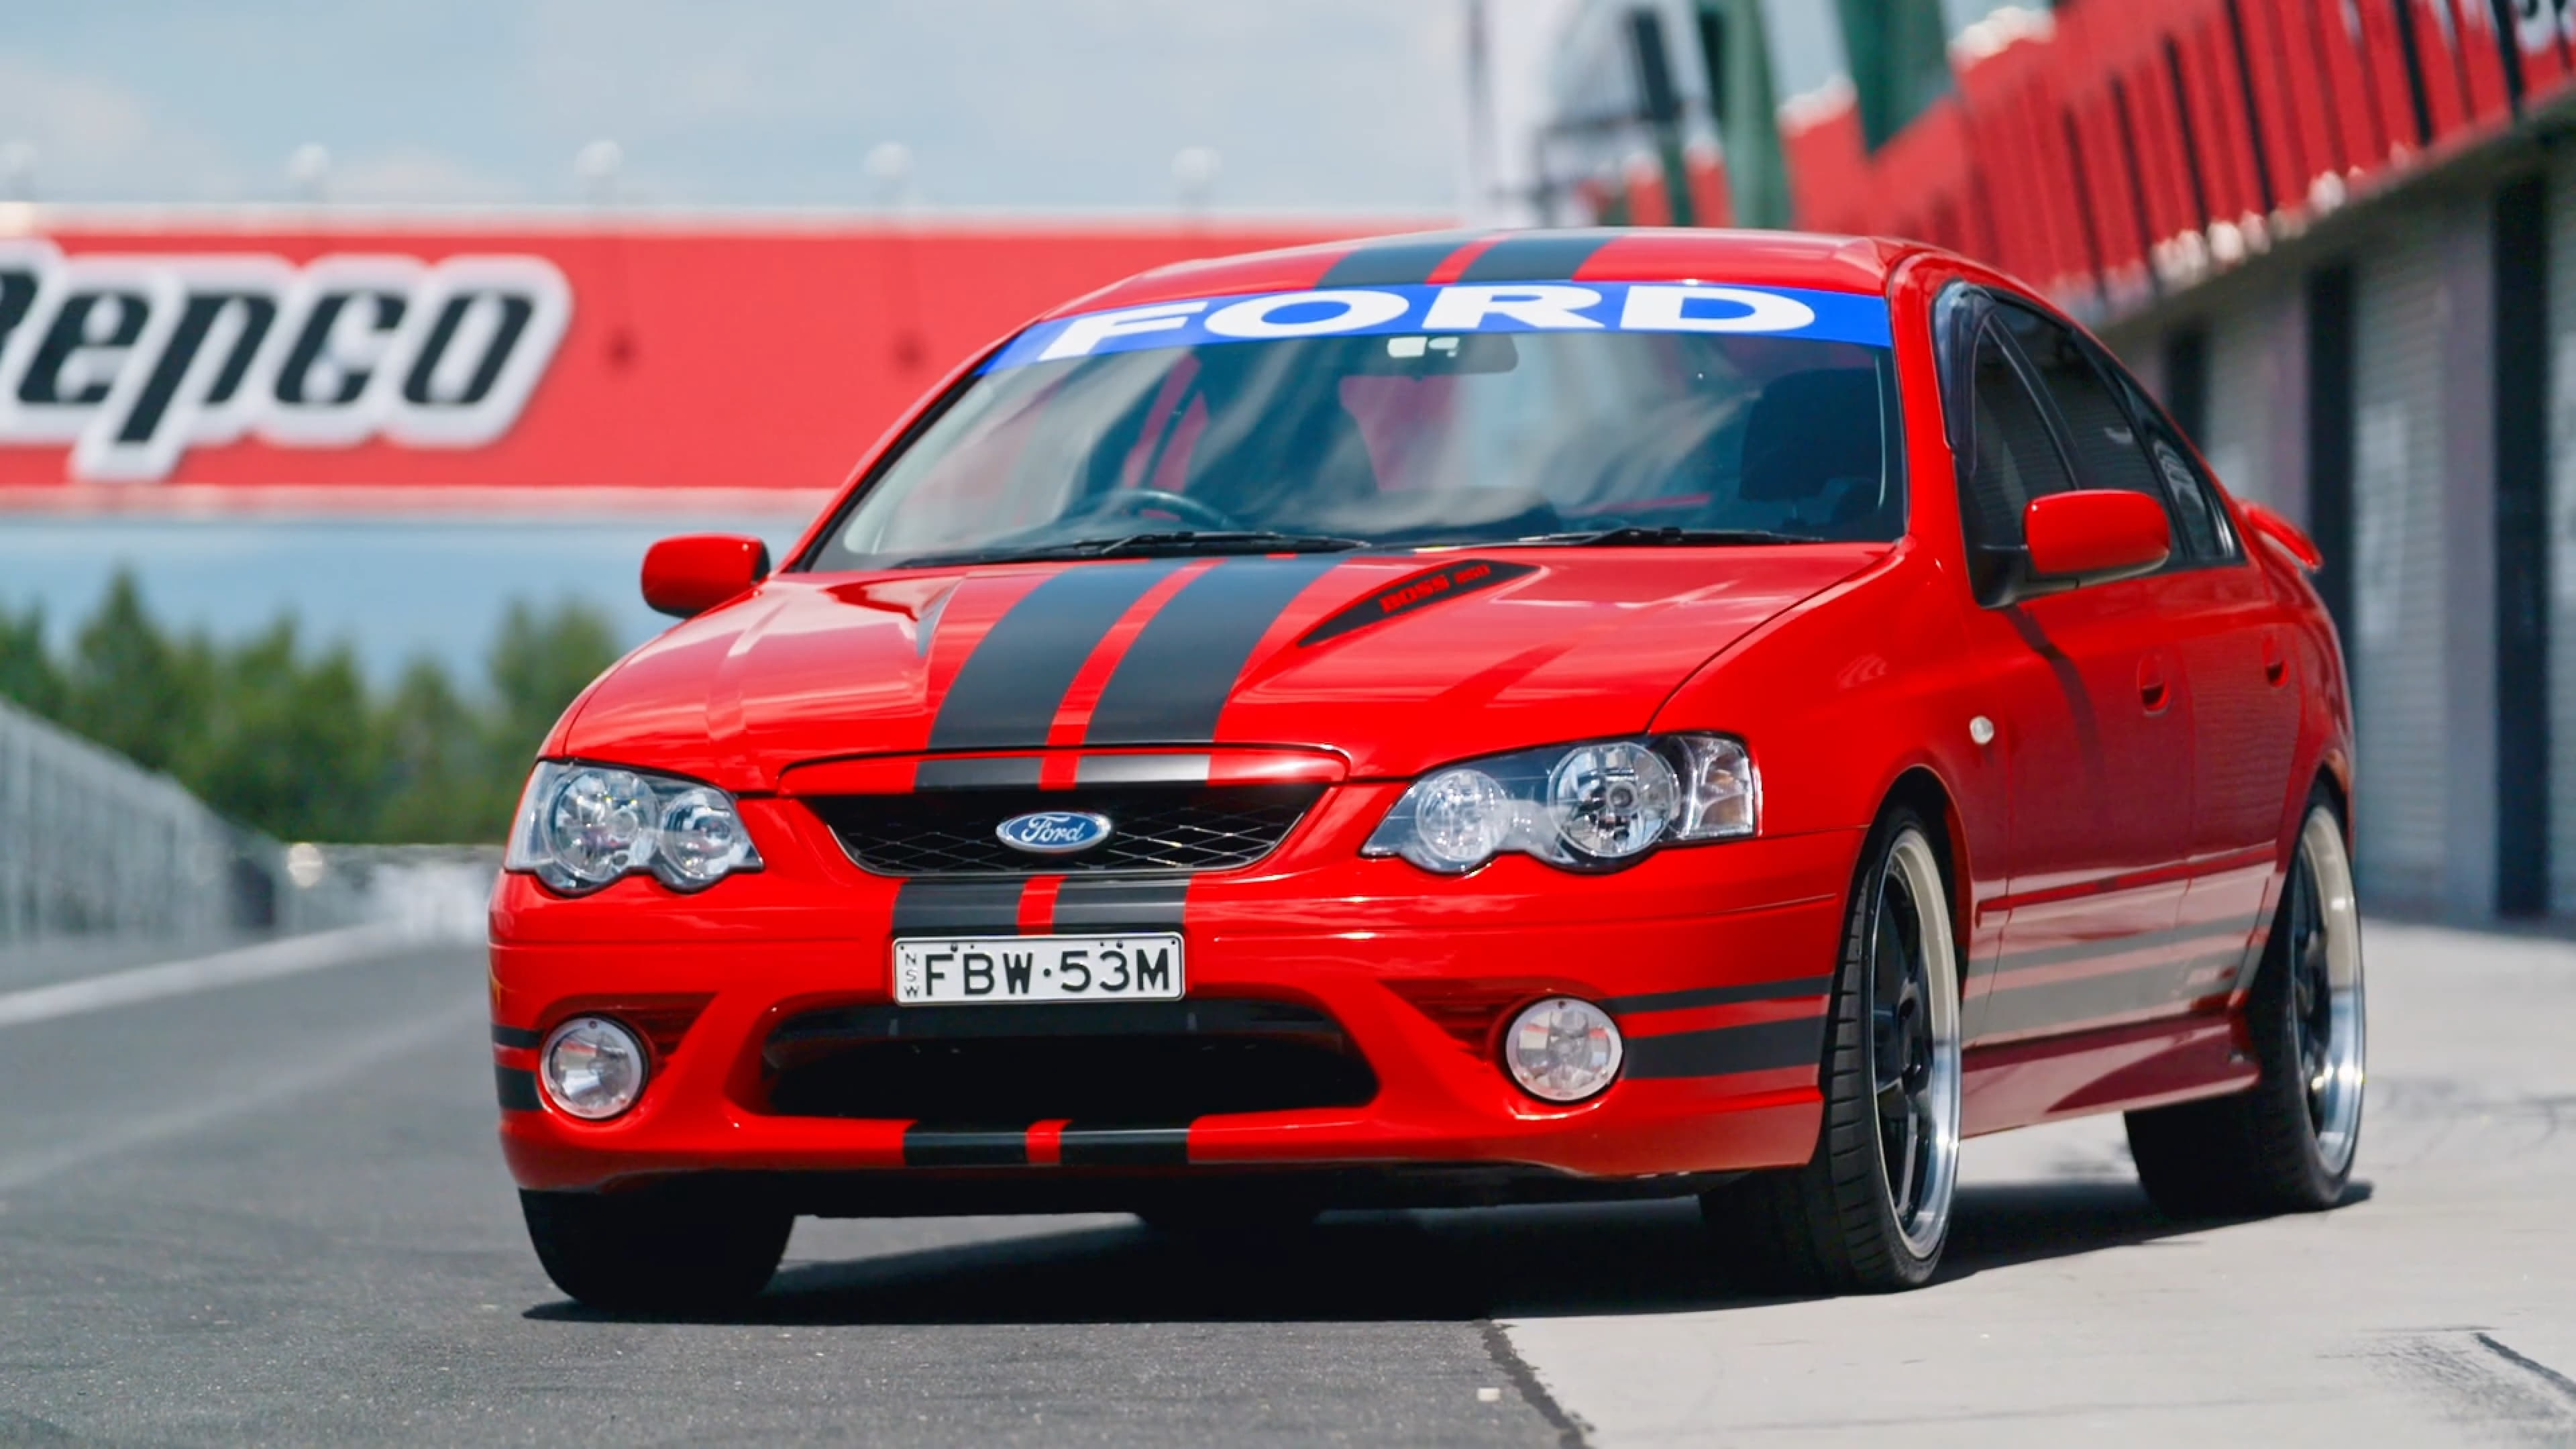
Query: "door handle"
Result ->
[[2262, 633, 2288, 686], [2137, 657, 2169, 713]]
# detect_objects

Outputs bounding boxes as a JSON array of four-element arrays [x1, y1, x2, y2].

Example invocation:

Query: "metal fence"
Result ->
[[0, 697, 294, 946]]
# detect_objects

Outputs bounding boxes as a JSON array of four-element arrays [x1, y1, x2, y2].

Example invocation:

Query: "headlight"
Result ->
[[541, 1016, 647, 1119], [504, 761, 763, 894], [1362, 734, 1756, 873]]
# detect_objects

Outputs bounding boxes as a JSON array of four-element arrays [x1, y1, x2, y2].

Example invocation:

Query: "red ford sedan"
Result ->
[[489, 229, 2364, 1309]]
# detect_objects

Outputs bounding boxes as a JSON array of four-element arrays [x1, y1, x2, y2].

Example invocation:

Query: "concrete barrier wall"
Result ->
[[0, 698, 284, 945]]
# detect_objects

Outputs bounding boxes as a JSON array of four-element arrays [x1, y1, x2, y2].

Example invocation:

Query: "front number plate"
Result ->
[[892, 934, 1184, 1005]]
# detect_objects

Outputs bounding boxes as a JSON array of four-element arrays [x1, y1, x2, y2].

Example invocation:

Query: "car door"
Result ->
[[2098, 358, 2305, 999], [1943, 296, 2198, 1044]]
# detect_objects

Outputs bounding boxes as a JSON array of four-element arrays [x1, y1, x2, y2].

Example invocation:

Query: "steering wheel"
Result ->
[[1060, 488, 1245, 533]]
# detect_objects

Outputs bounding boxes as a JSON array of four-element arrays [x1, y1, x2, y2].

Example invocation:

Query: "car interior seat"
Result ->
[[1735, 368, 1892, 539]]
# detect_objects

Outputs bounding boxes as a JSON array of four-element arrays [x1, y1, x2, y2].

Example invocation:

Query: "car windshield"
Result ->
[[806, 280, 1902, 569]]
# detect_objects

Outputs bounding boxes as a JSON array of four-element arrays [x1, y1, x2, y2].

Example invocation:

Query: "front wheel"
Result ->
[[2127, 796, 2365, 1216], [1702, 806, 1964, 1292], [521, 1188, 792, 1314]]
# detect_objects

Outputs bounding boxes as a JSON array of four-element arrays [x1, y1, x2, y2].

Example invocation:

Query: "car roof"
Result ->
[[1045, 227, 1928, 319]]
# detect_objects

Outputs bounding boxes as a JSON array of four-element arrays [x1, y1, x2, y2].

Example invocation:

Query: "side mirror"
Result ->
[[2241, 500, 2324, 571], [642, 534, 771, 619], [2022, 490, 2171, 589]]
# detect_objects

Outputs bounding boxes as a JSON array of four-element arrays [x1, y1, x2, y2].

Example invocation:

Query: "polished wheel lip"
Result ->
[[1872, 828, 1962, 1258], [2294, 807, 2365, 1177]]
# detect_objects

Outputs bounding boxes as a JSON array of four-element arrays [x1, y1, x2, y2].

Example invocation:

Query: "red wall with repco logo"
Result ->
[[0, 216, 1415, 508]]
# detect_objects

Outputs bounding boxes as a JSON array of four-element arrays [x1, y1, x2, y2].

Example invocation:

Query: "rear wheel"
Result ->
[[2127, 796, 2365, 1216], [521, 1188, 792, 1314], [1702, 806, 1963, 1292]]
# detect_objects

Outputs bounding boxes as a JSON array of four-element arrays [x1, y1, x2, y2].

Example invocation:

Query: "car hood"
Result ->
[[563, 546, 1887, 786]]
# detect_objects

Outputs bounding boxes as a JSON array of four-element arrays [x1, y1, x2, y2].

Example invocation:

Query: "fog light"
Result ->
[[541, 1016, 647, 1120], [1503, 997, 1623, 1102]]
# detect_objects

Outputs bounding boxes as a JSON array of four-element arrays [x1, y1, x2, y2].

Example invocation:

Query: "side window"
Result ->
[[1960, 323, 2074, 598], [2106, 368, 2241, 561], [1994, 300, 2238, 564], [1992, 303, 2167, 501]]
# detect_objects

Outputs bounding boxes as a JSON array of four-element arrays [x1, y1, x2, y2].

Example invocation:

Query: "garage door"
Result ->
[[2200, 292, 2288, 511], [2348, 214, 2451, 906]]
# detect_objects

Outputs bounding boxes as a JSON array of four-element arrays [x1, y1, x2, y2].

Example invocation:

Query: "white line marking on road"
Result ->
[[0, 924, 417, 1031], [0, 996, 482, 1193]]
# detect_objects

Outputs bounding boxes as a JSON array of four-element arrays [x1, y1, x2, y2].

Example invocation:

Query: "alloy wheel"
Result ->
[[1868, 829, 1962, 1256]]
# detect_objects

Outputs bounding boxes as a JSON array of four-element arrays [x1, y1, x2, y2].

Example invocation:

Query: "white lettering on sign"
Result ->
[[1618, 284, 1818, 333], [1036, 301, 1208, 362], [0, 240, 572, 481], [1420, 284, 1606, 331], [1008, 279, 1880, 368], [1203, 289, 1409, 339]]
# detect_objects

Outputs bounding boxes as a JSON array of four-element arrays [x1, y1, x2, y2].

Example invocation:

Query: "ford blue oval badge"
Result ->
[[995, 810, 1114, 855]]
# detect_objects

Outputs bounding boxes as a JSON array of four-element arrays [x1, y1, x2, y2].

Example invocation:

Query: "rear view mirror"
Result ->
[[643, 534, 771, 619], [2022, 490, 2170, 590]]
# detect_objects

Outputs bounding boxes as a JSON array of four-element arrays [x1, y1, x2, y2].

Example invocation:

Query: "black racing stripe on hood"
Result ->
[[916, 755, 1044, 790], [927, 561, 1184, 751], [1296, 558, 1536, 646], [1316, 231, 1489, 286], [1083, 555, 1343, 745], [1453, 230, 1621, 282]]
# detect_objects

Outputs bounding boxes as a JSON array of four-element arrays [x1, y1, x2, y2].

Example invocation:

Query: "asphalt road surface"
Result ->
[[0, 920, 2570, 1446]]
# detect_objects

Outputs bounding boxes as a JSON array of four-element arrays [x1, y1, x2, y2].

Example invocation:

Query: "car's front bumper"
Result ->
[[491, 788, 1860, 1204]]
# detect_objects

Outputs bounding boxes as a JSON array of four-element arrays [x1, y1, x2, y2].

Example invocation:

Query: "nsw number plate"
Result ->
[[892, 934, 1183, 1005]]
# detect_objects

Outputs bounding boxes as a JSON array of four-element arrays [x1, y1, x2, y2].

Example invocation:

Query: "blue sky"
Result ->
[[0, 2, 1680, 686], [0, 1, 1507, 211]]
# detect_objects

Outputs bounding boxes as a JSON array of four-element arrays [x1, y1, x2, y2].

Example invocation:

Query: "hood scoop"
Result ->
[[1295, 558, 1538, 647]]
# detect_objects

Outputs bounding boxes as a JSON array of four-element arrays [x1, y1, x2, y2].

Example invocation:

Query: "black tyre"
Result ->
[[2127, 795, 2365, 1217], [521, 1188, 793, 1313], [1702, 803, 1964, 1293]]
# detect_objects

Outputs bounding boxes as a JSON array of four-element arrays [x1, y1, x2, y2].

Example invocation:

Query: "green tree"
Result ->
[[20, 578, 625, 846], [186, 620, 379, 842], [0, 602, 66, 720], [60, 571, 211, 775], [374, 656, 509, 843], [484, 599, 621, 776]]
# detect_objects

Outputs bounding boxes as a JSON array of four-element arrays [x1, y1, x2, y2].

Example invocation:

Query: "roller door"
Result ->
[[2347, 217, 2451, 905], [2200, 292, 2288, 511]]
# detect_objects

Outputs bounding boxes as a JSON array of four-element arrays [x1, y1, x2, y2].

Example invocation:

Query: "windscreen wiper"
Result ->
[[892, 531, 1375, 568], [1505, 525, 1830, 547]]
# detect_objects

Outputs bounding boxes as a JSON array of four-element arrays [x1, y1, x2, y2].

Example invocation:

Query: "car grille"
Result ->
[[805, 784, 1323, 876], [761, 998, 1378, 1120]]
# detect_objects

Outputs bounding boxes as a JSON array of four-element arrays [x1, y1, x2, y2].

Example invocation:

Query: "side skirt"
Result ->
[[1960, 1014, 2257, 1137]]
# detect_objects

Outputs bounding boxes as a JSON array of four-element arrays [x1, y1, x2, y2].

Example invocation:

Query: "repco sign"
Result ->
[[0, 240, 571, 482]]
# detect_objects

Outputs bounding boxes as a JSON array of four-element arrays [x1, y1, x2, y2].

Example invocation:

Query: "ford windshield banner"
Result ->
[[985, 281, 1892, 371]]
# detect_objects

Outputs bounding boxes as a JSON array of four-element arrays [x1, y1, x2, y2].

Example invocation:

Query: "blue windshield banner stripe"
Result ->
[[983, 280, 1892, 372]]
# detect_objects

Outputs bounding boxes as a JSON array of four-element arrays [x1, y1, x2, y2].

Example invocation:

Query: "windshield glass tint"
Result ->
[[810, 282, 1901, 568]]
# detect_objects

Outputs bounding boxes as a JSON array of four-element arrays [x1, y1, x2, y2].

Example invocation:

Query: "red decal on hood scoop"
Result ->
[[1297, 558, 1538, 646]]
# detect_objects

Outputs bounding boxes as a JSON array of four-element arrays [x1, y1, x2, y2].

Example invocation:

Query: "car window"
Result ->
[[1992, 303, 2167, 502], [802, 282, 1908, 570], [2102, 367, 2241, 561], [1993, 300, 2238, 565], [1961, 322, 2074, 559]]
